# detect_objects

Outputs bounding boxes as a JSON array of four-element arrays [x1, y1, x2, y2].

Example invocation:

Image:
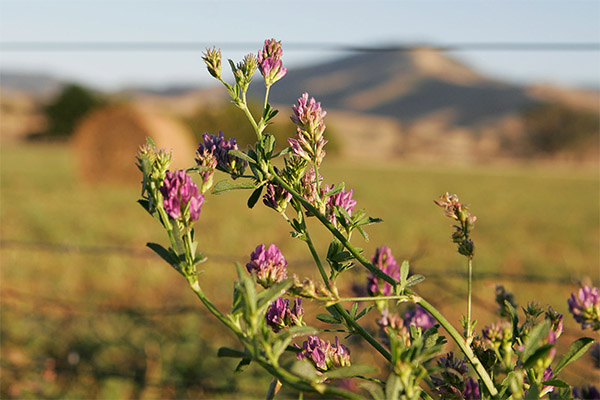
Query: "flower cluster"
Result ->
[[159, 170, 204, 223], [288, 274, 337, 300], [195, 148, 217, 194], [431, 352, 475, 399], [265, 297, 304, 332], [325, 186, 357, 228], [257, 38, 287, 87], [568, 285, 600, 330], [481, 322, 512, 350], [296, 336, 350, 372], [367, 246, 400, 296], [435, 192, 477, 258], [404, 306, 436, 330], [246, 244, 288, 288], [289, 93, 328, 166], [202, 46, 222, 79], [232, 53, 258, 93], [263, 183, 292, 213], [196, 132, 246, 178]]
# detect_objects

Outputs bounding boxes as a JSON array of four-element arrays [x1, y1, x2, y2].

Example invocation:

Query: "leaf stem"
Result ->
[[304, 228, 392, 363]]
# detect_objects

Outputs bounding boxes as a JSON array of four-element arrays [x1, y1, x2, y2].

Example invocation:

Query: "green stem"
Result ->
[[257, 359, 366, 400], [467, 257, 473, 339], [270, 169, 396, 287], [240, 102, 261, 138], [304, 230, 392, 363], [269, 167, 499, 397], [416, 297, 499, 399], [263, 85, 271, 115], [186, 277, 243, 338], [304, 229, 330, 288]]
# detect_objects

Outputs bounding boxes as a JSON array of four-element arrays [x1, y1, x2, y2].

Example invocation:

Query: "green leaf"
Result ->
[[212, 180, 257, 194], [356, 305, 375, 320], [186, 165, 214, 173], [234, 357, 251, 374], [256, 279, 293, 312], [323, 364, 378, 380], [357, 216, 383, 227], [405, 274, 425, 288], [217, 347, 247, 358], [276, 325, 318, 340], [524, 382, 540, 400], [247, 186, 263, 209], [228, 149, 256, 163], [554, 337, 595, 375], [324, 182, 345, 197], [504, 299, 519, 341], [316, 313, 342, 325], [385, 373, 402, 400], [272, 147, 290, 158], [541, 378, 569, 388], [351, 302, 358, 318], [521, 320, 550, 363], [146, 242, 180, 271], [523, 343, 554, 369], [361, 382, 385, 400], [400, 260, 410, 284], [290, 360, 318, 381]]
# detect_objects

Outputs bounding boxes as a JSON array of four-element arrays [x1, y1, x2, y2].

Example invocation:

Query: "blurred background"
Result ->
[[1, 1, 599, 398]]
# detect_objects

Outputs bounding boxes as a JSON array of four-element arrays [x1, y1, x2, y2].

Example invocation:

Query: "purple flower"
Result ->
[[573, 385, 600, 400], [195, 148, 217, 194], [291, 92, 327, 138], [367, 246, 400, 296], [545, 306, 564, 338], [431, 352, 470, 399], [464, 377, 480, 400], [568, 285, 600, 330], [325, 186, 357, 228], [289, 93, 328, 166], [257, 39, 287, 87], [263, 183, 292, 213], [296, 335, 350, 371], [434, 192, 476, 258], [197, 132, 246, 177], [376, 309, 410, 347], [160, 170, 204, 222], [265, 297, 304, 332], [246, 244, 288, 288], [403, 305, 435, 330], [481, 322, 512, 349]]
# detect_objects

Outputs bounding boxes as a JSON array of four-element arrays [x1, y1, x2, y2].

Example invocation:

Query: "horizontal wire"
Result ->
[[0, 239, 583, 284], [1, 41, 599, 52]]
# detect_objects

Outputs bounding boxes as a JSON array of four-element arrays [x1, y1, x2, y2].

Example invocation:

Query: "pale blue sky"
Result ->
[[1, 0, 599, 90]]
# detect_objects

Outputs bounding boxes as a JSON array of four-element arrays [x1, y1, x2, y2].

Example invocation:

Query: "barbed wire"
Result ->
[[0, 239, 585, 284], [1, 41, 599, 52]]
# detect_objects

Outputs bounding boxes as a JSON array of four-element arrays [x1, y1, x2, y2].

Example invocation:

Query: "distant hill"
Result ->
[[0, 71, 64, 97], [249, 50, 538, 127]]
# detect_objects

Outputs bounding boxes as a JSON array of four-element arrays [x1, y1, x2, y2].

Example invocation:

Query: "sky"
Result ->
[[1, 0, 599, 90]]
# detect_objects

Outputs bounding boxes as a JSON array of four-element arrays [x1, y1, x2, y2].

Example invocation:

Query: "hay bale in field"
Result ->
[[72, 105, 197, 184]]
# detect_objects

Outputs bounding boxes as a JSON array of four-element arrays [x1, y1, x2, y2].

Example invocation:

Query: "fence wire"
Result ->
[[0, 239, 584, 284]]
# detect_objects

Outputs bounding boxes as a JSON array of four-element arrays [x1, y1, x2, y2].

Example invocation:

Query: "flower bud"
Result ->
[[246, 244, 288, 288], [159, 170, 204, 223], [258, 38, 287, 87], [202, 47, 222, 79]]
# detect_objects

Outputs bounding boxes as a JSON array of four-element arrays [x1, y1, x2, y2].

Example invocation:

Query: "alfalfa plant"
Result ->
[[137, 39, 599, 399]]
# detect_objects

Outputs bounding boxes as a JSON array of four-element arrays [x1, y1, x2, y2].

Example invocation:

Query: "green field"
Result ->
[[1, 143, 598, 398]]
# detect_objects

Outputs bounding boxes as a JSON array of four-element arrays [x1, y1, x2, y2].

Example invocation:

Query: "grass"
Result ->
[[1, 143, 598, 398]]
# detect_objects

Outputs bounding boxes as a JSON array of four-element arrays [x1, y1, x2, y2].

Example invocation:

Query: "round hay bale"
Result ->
[[72, 105, 197, 184]]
